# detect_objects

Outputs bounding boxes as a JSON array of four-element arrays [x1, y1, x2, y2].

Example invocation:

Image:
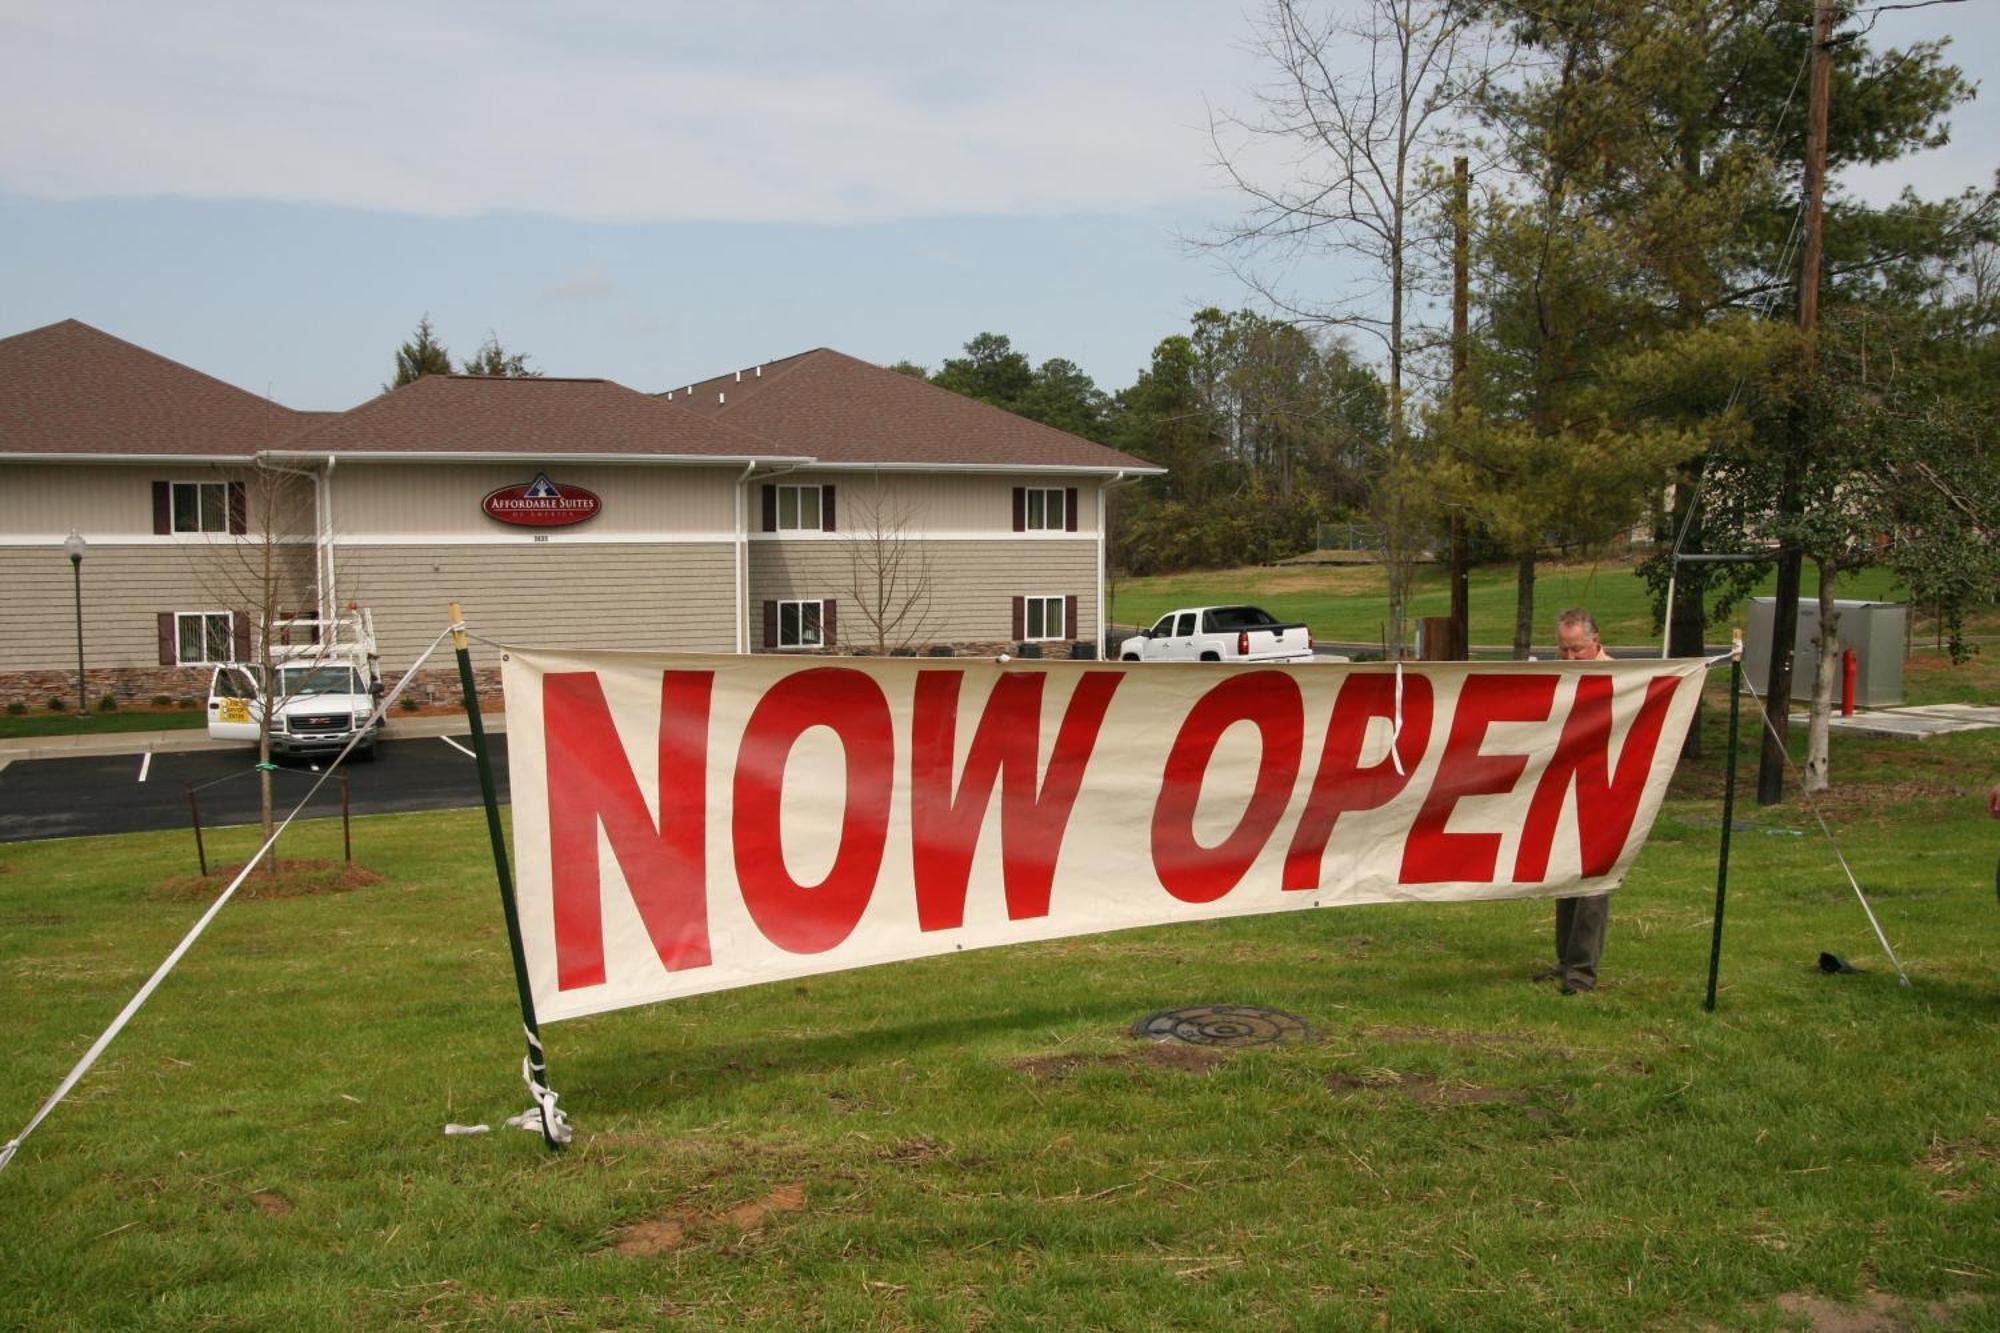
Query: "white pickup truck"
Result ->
[[1119, 605, 1315, 664], [207, 610, 385, 760]]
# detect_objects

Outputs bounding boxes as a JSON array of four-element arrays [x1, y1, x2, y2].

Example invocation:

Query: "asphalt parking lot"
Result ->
[[0, 734, 509, 844]]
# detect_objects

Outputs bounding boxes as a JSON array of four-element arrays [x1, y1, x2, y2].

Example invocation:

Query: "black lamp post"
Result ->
[[63, 532, 87, 717]]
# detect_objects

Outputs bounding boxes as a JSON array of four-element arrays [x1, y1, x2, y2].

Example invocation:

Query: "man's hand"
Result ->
[[1988, 781, 2000, 818]]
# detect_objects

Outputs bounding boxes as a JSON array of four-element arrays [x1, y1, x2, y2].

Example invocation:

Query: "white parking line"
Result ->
[[441, 736, 475, 758], [137, 752, 152, 783]]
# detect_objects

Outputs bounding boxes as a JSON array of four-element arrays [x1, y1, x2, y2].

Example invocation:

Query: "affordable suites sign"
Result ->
[[482, 473, 601, 528], [502, 651, 1705, 1022]]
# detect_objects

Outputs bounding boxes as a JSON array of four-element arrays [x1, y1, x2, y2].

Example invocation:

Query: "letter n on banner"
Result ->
[[545, 671, 713, 988], [1514, 674, 1681, 881]]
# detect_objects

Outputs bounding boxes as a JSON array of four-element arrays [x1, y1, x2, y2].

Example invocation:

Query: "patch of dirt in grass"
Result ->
[[1327, 1070, 1549, 1118], [722, 1183, 804, 1230], [1013, 1044, 1232, 1081], [876, 1136, 951, 1166], [612, 1183, 806, 1257], [1774, 1290, 1985, 1331], [1787, 779, 1971, 816], [249, 1190, 293, 1216], [152, 859, 384, 901], [1361, 1025, 1535, 1051], [612, 1217, 687, 1256], [1918, 1122, 1999, 1204]]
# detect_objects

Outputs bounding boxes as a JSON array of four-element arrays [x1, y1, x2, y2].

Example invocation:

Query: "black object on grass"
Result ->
[[1818, 952, 1860, 975]]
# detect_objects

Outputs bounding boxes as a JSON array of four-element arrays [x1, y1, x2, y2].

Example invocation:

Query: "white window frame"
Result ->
[[170, 480, 231, 535], [1024, 594, 1066, 642], [776, 599, 824, 649], [175, 611, 236, 665], [1024, 487, 1066, 532], [775, 484, 824, 532]]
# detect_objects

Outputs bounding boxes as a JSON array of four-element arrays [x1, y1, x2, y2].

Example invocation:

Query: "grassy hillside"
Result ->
[[2, 682, 1996, 1327], [1109, 558, 1924, 651]]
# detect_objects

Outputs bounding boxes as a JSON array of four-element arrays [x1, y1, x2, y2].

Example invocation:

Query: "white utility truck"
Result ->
[[206, 609, 386, 760], [1119, 605, 1315, 664]]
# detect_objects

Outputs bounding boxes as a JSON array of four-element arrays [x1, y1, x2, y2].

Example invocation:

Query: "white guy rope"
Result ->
[[1738, 669, 1912, 986], [0, 623, 459, 1177], [1390, 660, 1407, 777]]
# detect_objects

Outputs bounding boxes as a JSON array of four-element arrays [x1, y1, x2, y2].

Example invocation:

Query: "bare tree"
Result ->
[[1210, 0, 1490, 656], [189, 462, 337, 852], [837, 475, 941, 655]]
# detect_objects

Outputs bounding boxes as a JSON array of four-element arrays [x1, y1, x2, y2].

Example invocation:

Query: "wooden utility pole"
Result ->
[[1448, 155, 1471, 660], [1756, 0, 1833, 806]]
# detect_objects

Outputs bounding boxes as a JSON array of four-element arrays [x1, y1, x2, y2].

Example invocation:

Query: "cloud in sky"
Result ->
[[542, 265, 614, 303], [0, 1, 1255, 225]]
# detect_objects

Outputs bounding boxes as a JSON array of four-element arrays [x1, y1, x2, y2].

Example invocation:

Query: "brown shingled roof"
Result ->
[[664, 348, 1158, 472], [266, 373, 802, 460], [0, 319, 307, 457]]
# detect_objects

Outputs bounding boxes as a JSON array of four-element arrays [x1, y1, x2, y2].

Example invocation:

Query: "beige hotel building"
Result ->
[[0, 320, 1158, 707]]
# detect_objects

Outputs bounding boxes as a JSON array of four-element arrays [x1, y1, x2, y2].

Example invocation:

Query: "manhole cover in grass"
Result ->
[[1131, 1005, 1312, 1048]]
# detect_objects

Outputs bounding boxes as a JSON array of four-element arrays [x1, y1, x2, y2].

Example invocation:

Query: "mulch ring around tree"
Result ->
[[152, 859, 384, 901]]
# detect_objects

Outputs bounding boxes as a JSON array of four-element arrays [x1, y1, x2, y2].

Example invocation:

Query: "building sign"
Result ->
[[501, 650, 1705, 1023], [482, 473, 602, 528]]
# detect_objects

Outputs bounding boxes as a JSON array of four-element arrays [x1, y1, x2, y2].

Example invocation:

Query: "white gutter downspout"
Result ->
[[735, 461, 816, 653], [1098, 471, 1126, 657], [258, 459, 329, 626], [323, 455, 337, 624], [734, 461, 756, 653]]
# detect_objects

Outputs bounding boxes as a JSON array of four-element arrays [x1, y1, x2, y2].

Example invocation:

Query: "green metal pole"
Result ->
[[450, 603, 564, 1150], [1705, 635, 1744, 1012]]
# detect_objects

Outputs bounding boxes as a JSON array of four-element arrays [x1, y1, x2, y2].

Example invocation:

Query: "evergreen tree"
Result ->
[[459, 333, 540, 379], [387, 315, 452, 390]]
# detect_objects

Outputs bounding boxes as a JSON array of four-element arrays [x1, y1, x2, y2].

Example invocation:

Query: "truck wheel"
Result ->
[[1200, 651, 1221, 662], [1122, 653, 1140, 662], [352, 741, 377, 763]]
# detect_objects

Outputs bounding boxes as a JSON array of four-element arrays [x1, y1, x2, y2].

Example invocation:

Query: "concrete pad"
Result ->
[[1888, 703, 2000, 725], [1806, 712, 1998, 742]]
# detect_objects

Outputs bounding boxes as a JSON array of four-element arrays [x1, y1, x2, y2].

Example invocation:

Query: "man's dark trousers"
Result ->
[[1554, 894, 1609, 992]]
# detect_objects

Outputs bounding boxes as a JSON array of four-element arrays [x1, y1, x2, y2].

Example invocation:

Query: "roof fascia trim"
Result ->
[[257, 450, 821, 466], [789, 461, 1166, 477], [0, 452, 258, 464]]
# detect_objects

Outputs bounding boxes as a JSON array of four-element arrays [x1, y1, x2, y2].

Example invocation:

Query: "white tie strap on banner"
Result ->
[[502, 651, 1706, 1025]]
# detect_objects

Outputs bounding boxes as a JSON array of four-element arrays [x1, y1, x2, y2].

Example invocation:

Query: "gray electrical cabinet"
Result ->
[[1743, 598, 1905, 708]]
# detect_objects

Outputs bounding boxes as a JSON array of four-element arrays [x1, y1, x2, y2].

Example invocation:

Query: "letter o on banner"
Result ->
[[1151, 671, 1304, 903], [733, 668, 894, 953]]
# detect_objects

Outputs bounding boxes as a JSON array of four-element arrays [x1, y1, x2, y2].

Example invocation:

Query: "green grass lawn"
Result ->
[[0, 707, 207, 740], [1, 667, 1996, 1329], [1109, 558, 1951, 652]]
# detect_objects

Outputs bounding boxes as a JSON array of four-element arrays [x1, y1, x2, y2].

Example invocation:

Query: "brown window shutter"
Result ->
[[152, 482, 172, 535], [1012, 596, 1025, 641], [233, 614, 252, 663], [158, 613, 176, 665], [1065, 595, 1078, 640], [822, 599, 837, 648], [761, 485, 777, 532], [1012, 487, 1026, 532], [821, 485, 836, 532], [1065, 488, 1078, 533], [228, 481, 248, 535], [762, 600, 777, 650]]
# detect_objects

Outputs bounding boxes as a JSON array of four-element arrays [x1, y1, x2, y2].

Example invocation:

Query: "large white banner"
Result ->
[[500, 651, 1705, 1023]]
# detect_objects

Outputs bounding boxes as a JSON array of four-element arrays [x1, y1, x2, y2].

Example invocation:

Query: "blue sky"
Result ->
[[1, 2, 1990, 411]]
